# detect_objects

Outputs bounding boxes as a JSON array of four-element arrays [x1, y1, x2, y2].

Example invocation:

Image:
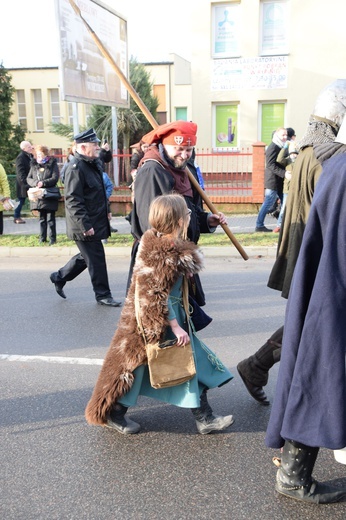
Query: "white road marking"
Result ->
[[0, 354, 103, 365]]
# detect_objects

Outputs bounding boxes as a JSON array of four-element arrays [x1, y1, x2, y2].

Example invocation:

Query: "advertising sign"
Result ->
[[214, 104, 238, 149], [55, 0, 128, 107]]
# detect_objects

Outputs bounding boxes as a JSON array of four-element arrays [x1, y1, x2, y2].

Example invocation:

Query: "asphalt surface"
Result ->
[[1, 253, 345, 519], [2, 212, 280, 237]]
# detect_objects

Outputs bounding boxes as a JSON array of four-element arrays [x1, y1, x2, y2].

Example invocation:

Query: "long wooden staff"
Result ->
[[68, 0, 248, 260]]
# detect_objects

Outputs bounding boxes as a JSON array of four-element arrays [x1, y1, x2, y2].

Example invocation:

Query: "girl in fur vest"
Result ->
[[85, 194, 234, 434]]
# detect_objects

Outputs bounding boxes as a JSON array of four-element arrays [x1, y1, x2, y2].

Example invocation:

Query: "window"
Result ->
[[33, 89, 44, 131], [153, 85, 167, 125], [260, 1, 289, 56], [153, 85, 166, 111], [175, 107, 187, 121], [67, 103, 74, 125], [16, 90, 27, 130], [50, 148, 63, 167], [214, 104, 239, 149], [260, 102, 285, 144], [212, 3, 241, 58], [50, 89, 61, 123]]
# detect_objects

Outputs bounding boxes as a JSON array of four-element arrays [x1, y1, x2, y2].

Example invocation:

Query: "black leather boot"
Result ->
[[191, 389, 234, 435], [106, 403, 140, 434], [237, 326, 283, 405], [276, 440, 346, 503]]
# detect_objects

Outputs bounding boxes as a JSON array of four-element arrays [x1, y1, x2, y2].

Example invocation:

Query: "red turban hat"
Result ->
[[142, 121, 197, 146]]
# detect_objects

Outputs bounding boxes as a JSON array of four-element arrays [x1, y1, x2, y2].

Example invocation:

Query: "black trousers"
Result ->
[[0, 211, 3, 235], [56, 240, 112, 301], [39, 210, 56, 242]]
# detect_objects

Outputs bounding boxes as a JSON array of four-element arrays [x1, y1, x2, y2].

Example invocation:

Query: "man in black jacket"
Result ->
[[128, 120, 227, 304], [14, 141, 34, 224], [50, 128, 121, 307], [255, 128, 288, 232]]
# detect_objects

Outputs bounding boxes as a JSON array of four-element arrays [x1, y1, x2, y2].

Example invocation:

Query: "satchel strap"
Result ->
[[182, 276, 190, 319]]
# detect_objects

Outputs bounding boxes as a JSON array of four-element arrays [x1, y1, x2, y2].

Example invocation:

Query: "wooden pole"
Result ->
[[68, 0, 248, 260]]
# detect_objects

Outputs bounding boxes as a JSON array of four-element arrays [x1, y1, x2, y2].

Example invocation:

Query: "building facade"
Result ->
[[9, 0, 346, 155], [8, 53, 191, 154], [9, 67, 93, 155], [191, 0, 346, 150]]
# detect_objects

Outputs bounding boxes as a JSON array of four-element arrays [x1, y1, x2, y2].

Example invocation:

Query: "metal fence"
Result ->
[[112, 147, 254, 197], [7, 145, 262, 208]]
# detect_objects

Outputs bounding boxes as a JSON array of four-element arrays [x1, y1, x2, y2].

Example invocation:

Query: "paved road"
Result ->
[[1, 256, 345, 519], [2, 213, 280, 236]]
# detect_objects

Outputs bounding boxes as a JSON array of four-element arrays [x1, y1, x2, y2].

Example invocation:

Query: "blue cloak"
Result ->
[[266, 153, 346, 449]]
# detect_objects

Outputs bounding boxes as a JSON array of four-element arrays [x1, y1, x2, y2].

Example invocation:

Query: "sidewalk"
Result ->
[[0, 215, 278, 258]]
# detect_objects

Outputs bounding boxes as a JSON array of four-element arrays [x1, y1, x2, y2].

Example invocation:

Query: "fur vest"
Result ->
[[85, 229, 204, 425]]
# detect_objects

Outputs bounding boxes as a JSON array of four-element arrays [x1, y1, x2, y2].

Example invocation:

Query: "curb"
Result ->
[[0, 246, 277, 259]]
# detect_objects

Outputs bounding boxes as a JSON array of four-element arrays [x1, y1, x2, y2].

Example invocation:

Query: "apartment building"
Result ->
[[191, 0, 346, 149]]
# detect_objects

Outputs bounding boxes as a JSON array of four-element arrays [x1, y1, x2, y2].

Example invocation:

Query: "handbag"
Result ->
[[135, 276, 196, 389], [42, 187, 61, 200], [145, 339, 196, 389]]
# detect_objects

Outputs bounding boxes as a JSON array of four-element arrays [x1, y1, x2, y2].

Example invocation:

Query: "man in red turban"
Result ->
[[129, 120, 226, 304], [142, 121, 198, 148]]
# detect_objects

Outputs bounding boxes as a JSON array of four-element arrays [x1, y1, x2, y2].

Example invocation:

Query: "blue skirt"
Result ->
[[119, 277, 233, 409]]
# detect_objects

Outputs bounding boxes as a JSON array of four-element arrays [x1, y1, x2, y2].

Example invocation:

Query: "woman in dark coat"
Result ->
[[27, 145, 60, 244], [265, 152, 346, 504]]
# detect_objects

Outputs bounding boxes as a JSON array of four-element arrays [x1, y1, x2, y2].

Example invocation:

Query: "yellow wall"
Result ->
[[9, 67, 90, 152], [9, 54, 191, 152]]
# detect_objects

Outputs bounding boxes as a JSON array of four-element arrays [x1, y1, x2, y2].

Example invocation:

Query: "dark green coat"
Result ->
[[267, 146, 322, 299]]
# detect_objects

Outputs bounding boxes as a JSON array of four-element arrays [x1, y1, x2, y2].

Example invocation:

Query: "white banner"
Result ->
[[212, 56, 288, 91]]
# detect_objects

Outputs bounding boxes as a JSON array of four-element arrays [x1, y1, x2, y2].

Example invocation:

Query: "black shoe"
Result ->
[[110, 227, 118, 233], [49, 240, 56, 246], [97, 298, 122, 307], [105, 404, 140, 434], [50, 273, 66, 299], [255, 226, 272, 233], [237, 363, 270, 405]]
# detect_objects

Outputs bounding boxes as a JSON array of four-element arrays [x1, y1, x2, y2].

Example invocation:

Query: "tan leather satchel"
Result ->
[[135, 277, 196, 389]]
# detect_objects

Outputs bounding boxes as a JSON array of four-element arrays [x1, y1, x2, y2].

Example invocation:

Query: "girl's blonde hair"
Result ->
[[149, 194, 190, 237]]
